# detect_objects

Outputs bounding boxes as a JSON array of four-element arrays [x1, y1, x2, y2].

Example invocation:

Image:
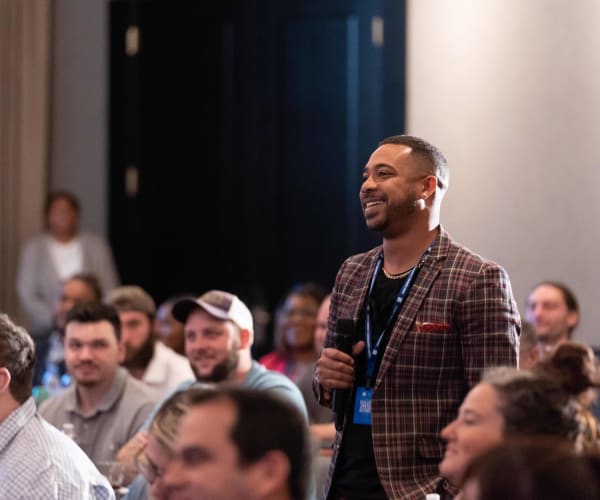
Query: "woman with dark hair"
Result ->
[[259, 282, 328, 383], [533, 340, 600, 452]]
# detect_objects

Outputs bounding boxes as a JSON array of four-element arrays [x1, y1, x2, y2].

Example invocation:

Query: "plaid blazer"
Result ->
[[318, 228, 520, 499]]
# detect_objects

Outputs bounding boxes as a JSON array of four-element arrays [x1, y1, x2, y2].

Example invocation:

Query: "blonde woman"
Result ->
[[125, 385, 214, 500]]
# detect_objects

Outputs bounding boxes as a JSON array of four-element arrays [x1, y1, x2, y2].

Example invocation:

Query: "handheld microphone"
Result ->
[[332, 318, 355, 431]]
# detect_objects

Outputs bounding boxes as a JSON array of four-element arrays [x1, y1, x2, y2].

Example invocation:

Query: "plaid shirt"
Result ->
[[0, 397, 114, 500], [318, 228, 520, 499]]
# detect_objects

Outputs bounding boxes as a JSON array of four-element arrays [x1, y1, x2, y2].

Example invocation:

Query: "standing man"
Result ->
[[39, 302, 158, 465], [106, 286, 194, 396], [314, 135, 519, 499], [0, 313, 113, 498], [525, 281, 579, 357]]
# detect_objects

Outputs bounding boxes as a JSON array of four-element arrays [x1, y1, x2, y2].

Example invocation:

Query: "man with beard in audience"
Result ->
[[106, 286, 193, 396], [116, 289, 307, 476]]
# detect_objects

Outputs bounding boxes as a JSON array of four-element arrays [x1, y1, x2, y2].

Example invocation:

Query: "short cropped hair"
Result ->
[[0, 314, 35, 403], [187, 388, 311, 500], [379, 134, 449, 191], [65, 302, 122, 341], [483, 367, 579, 442]]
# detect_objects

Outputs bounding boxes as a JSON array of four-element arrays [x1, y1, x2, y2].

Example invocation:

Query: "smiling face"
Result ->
[[64, 320, 122, 388], [184, 308, 240, 383], [279, 294, 320, 354], [439, 383, 505, 487], [360, 143, 430, 237], [525, 284, 578, 346]]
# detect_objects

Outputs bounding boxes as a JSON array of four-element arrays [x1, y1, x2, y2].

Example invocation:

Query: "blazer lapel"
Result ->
[[374, 230, 451, 390]]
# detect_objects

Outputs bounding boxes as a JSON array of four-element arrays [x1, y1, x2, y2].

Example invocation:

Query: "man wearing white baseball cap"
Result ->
[[117, 290, 308, 481]]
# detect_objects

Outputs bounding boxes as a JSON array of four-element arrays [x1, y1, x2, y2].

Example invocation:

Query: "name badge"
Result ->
[[353, 386, 373, 425]]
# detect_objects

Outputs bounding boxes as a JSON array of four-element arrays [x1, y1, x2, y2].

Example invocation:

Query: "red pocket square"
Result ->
[[416, 321, 451, 332]]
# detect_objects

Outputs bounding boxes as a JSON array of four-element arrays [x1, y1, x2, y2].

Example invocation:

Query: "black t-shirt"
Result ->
[[332, 269, 407, 499]]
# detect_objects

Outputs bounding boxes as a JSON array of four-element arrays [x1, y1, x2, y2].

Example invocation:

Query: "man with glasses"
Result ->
[[39, 302, 158, 465]]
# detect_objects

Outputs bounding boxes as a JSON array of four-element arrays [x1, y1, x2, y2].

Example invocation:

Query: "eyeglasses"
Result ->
[[134, 447, 165, 484]]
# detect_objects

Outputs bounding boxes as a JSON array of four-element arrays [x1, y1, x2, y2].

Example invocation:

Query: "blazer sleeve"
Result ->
[[459, 261, 520, 387]]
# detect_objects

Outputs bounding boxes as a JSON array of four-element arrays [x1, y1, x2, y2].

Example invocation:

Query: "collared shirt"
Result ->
[[0, 397, 114, 500], [39, 367, 158, 465], [142, 341, 194, 397]]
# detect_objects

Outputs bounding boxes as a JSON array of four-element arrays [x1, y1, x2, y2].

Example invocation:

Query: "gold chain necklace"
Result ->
[[382, 266, 414, 280]]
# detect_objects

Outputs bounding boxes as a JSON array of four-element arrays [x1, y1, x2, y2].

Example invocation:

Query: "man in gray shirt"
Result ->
[[40, 302, 158, 465]]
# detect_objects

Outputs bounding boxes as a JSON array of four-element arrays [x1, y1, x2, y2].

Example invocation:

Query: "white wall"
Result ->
[[407, 0, 600, 345]]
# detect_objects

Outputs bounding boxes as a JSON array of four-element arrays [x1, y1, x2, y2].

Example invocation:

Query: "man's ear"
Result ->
[[566, 311, 579, 332], [0, 367, 12, 394], [246, 450, 291, 499], [239, 328, 252, 350]]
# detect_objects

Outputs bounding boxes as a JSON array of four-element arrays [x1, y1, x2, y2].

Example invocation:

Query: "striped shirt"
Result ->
[[0, 397, 114, 499]]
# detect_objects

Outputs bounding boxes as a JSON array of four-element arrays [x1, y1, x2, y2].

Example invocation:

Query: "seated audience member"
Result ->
[[533, 340, 600, 452], [117, 290, 307, 476], [161, 387, 312, 500], [525, 281, 579, 358], [16, 189, 120, 385], [154, 295, 188, 355], [518, 320, 541, 370], [125, 386, 214, 500], [42, 272, 104, 390], [296, 294, 335, 441], [460, 440, 600, 500], [260, 282, 328, 383], [106, 286, 194, 396], [39, 302, 158, 465], [0, 313, 113, 499], [437, 367, 580, 498]]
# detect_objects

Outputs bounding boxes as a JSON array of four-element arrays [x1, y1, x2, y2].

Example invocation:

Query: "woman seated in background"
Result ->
[[436, 367, 580, 499], [460, 440, 600, 500], [532, 340, 600, 452], [125, 386, 214, 500], [259, 282, 328, 383]]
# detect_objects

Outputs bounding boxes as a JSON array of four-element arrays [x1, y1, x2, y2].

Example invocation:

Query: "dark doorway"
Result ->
[[109, 0, 406, 352]]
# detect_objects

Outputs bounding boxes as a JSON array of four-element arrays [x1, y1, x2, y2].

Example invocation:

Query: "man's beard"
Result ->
[[122, 333, 155, 371], [193, 347, 240, 383]]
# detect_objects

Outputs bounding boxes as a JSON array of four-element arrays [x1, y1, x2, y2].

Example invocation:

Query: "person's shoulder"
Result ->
[[343, 246, 380, 265], [38, 388, 72, 417], [124, 374, 161, 403], [442, 232, 506, 275], [246, 362, 305, 394], [246, 363, 308, 416]]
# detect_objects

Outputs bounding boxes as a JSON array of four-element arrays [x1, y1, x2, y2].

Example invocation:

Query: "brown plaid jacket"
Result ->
[[317, 228, 520, 499]]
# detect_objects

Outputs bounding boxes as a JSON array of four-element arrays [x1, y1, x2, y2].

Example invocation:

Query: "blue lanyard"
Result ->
[[364, 247, 431, 387]]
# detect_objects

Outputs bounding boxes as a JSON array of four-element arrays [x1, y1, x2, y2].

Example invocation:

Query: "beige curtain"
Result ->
[[0, 0, 51, 320]]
